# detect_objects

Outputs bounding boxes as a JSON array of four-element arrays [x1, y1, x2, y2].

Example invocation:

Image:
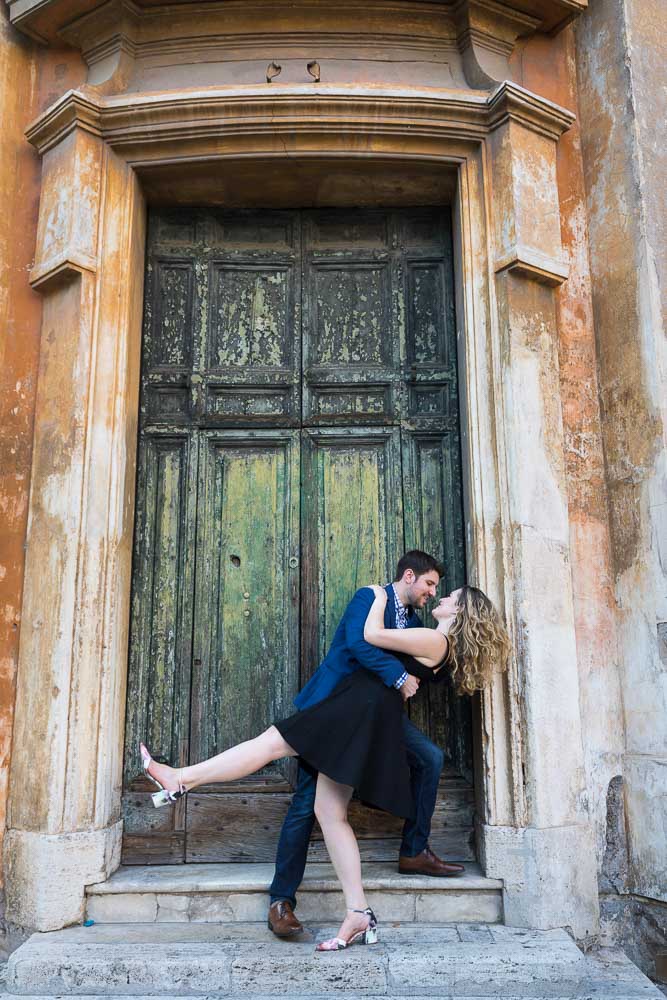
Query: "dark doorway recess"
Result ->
[[122, 207, 473, 864]]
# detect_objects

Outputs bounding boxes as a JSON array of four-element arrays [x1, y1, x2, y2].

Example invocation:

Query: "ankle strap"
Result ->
[[347, 907, 372, 915]]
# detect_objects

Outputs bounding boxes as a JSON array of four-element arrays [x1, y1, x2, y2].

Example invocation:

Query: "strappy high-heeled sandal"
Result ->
[[315, 907, 378, 952], [140, 742, 187, 808]]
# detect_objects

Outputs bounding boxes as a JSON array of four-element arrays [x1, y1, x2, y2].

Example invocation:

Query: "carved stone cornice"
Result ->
[[453, 0, 588, 88], [487, 80, 575, 139], [25, 82, 574, 161], [9, 0, 588, 61], [453, 0, 538, 89]]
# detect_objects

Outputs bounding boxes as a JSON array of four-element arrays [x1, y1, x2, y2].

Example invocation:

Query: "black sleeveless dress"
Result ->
[[274, 654, 445, 820]]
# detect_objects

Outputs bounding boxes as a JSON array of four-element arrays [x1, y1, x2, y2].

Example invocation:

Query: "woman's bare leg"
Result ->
[[314, 773, 372, 942], [142, 727, 296, 793]]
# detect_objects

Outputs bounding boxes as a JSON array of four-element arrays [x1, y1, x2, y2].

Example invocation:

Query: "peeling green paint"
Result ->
[[124, 208, 469, 860]]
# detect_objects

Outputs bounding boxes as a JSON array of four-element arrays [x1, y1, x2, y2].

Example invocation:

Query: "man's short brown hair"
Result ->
[[394, 550, 445, 581]]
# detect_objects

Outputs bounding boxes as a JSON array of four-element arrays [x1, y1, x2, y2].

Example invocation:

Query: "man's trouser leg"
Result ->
[[269, 761, 317, 908], [399, 715, 445, 857]]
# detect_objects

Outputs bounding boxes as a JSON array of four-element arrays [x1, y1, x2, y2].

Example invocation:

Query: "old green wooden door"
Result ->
[[122, 208, 472, 865]]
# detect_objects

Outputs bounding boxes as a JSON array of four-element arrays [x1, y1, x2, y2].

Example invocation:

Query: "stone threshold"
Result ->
[[85, 862, 504, 925], [86, 862, 501, 894]]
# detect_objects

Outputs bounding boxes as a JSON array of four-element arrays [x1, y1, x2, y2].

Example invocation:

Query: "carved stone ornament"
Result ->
[[9, 0, 587, 94]]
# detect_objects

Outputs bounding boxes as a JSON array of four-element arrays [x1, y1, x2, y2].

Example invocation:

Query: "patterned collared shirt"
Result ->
[[392, 586, 409, 630], [388, 584, 410, 690]]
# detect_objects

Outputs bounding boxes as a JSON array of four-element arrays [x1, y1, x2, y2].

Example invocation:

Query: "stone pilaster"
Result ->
[[4, 126, 145, 931], [479, 88, 599, 941]]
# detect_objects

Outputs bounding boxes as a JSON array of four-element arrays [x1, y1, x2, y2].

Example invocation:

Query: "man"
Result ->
[[267, 550, 465, 937]]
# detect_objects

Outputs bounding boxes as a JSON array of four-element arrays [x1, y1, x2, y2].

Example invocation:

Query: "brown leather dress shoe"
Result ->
[[267, 899, 304, 937], [398, 847, 465, 877]]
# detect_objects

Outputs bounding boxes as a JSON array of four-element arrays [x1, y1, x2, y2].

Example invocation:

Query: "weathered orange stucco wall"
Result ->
[[514, 5, 667, 975], [573, 0, 667, 972], [0, 7, 85, 897], [511, 25, 625, 866]]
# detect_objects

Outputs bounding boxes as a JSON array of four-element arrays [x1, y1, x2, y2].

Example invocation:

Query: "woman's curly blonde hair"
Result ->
[[443, 586, 511, 695]]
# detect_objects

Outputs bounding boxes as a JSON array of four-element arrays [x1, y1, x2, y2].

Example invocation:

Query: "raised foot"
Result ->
[[139, 742, 185, 800]]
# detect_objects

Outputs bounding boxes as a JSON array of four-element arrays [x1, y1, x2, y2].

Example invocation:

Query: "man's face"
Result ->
[[404, 570, 440, 608]]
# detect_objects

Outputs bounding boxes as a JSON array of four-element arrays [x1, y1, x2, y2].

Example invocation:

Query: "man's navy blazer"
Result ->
[[293, 584, 420, 710]]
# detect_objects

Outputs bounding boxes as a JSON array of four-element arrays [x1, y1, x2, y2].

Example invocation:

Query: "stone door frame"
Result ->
[[5, 83, 599, 938]]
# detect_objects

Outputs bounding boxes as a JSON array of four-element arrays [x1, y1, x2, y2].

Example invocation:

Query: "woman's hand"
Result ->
[[364, 585, 388, 644]]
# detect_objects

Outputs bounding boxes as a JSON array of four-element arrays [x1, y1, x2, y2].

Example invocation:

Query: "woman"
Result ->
[[140, 584, 510, 952]]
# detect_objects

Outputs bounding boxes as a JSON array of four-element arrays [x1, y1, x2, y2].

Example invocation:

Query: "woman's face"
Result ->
[[432, 587, 463, 621]]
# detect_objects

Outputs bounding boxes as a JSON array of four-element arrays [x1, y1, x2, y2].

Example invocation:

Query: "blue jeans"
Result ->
[[269, 714, 444, 908]]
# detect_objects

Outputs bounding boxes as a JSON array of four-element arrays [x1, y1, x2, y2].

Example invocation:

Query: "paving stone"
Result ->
[[297, 890, 416, 923], [155, 895, 191, 923], [415, 890, 502, 924], [86, 894, 159, 924], [7, 942, 233, 996], [231, 947, 388, 995], [456, 924, 494, 943], [3, 923, 662, 999], [186, 894, 236, 923], [488, 926, 573, 946], [387, 941, 589, 997]]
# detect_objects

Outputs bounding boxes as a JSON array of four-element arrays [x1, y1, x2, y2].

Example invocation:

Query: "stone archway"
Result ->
[[5, 84, 598, 938]]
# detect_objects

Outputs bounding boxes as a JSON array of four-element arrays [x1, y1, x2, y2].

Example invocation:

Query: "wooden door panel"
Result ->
[[204, 259, 300, 426], [141, 256, 196, 427], [402, 428, 469, 778], [208, 264, 293, 369], [143, 210, 302, 430], [401, 431, 465, 594], [406, 259, 452, 367], [124, 433, 197, 785], [202, 212, 301, 427], [301, 427, 403, 680], [149, 258, 194, 368], [308, 263, 390, 367], [185, 776, 475, 863], [401, 209, 458, 425], [190, 430, 300, 780], [302, 211, 400, 426], [122, 432, 197, 865], [306, 212, 390, 249]]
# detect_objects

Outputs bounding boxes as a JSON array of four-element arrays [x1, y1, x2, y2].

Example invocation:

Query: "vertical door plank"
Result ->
[[124, 434, 198, 780], [190, 430, 300, 778], [402, 430, 468, 765], [122, 432, 197, 863], [301, 427, 403, 679], [398, 207, 470, 781]]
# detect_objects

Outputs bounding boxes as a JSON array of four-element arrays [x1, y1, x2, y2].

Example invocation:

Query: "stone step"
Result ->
[[4, 922, 662, 998], [85, 862, 503, 925]]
